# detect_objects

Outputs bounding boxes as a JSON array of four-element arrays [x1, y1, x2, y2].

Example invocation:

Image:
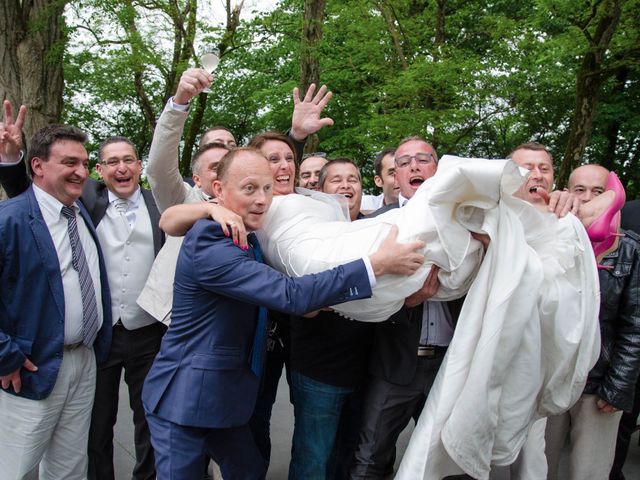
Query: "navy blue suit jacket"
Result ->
[[142, 220, 372, 428], [0, 186, 112, 400]]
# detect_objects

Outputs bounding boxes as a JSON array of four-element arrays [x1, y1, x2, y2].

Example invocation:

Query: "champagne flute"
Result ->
[[199, 47, 220, 93]]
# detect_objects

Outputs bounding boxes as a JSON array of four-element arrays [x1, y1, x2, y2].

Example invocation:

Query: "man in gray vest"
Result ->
[[86, 137, 166, 480]]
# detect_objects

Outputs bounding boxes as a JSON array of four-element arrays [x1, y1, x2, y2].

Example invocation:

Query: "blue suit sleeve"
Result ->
[[188, 222, 372, 316], [0, 216, 27, 375]]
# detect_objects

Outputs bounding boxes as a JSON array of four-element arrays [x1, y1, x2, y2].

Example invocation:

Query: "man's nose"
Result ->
[[76, 164, 89, 179], [529, 167, 543, 179], [582, 191, 594, 202]]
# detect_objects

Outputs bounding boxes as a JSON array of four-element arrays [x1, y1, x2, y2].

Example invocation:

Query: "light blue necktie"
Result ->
[[249, 233, 268, 375], [61, 206, 100, 347]]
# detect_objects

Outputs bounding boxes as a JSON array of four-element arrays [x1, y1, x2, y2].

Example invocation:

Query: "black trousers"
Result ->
[[88, 321, 166, 480], [350, 353, 445, 479], [249, 316, 292, 472]]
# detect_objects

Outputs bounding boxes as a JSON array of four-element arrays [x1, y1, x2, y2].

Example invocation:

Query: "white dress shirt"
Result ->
[[33, 185, 103, 344]]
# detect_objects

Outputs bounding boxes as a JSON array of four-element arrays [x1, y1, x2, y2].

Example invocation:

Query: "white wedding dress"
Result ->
[[256, 156, 601, 479], [256, 156, 494, 322]]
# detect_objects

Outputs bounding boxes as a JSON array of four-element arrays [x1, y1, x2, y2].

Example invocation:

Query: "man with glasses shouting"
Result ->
[[350, 137, 458, 478]]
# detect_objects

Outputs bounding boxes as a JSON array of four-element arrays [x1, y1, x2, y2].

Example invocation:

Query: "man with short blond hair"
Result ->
[[143, 147, 426, 479]]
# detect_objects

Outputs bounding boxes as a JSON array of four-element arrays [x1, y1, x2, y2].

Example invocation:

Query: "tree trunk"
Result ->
[[0, 0, 67, 145], [557, 0, 622, 188], [123, 0, 157, 140], [299, 0, 326, 154], [179, 0, 243, 174], [376, 1, 408, 70], [600, 66, 628, 171]]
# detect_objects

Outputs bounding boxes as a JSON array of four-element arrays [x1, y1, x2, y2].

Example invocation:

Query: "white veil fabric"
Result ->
[[256, 156, 600, 477]]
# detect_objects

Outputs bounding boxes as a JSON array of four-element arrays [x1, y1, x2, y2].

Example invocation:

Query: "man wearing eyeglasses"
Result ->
[[0, 112, 165, 480], [351, 136, 459, 479]]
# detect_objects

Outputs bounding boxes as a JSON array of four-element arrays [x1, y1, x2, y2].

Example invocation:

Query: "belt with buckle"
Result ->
[[417, 345, 446, 357], [64, 342, 84, 351]]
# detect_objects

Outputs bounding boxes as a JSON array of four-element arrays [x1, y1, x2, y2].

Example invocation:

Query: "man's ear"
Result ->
[[31, 157, 44, 178], [212, 180, 223, 200], [374, 175, 383, 188], [95, 163, 104, 179], [192, 173, 201, 188]]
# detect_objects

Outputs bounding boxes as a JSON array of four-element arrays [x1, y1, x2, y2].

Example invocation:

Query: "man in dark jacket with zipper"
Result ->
[[545, 164, 640, 480]]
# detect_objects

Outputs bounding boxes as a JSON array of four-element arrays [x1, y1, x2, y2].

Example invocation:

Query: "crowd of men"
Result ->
[[0, 65, 638, 480]]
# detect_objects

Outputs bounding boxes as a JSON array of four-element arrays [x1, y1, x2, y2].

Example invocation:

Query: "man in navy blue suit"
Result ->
[[142, 147, 426, 479], [0, 124, 112, 478]]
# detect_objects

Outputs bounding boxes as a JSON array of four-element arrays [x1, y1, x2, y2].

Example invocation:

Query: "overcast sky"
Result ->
[[208, 0, 281, 24]]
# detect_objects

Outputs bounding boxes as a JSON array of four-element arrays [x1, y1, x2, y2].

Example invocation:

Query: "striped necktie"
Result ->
[[61, 206, 100, 347], [249, 233, 268, 375]]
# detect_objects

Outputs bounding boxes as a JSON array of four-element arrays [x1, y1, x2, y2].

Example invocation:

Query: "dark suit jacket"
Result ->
[[366, 201, 464, 385], [622, 199, 640, 234], [142, 220, 372, 429], [0, 158, 165, 254], [0, 186, 112, 400]]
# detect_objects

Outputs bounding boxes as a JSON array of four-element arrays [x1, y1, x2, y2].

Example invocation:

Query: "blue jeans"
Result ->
[[289, 371, 357, 480]]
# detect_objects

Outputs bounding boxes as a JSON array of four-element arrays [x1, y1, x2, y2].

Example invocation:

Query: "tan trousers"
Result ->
[[545, 393, 623, 480], [0, 346, 96, 480]]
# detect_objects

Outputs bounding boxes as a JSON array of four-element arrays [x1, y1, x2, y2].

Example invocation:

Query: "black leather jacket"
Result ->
[[584, 229, 640, 412]]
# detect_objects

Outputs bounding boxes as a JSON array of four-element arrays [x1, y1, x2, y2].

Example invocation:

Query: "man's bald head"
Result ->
[[568, 164, 610, 204], [212, 148, 273, 232]]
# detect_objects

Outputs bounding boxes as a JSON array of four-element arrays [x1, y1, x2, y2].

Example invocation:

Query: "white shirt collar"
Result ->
[[398, 192, 411, 207], [107, 186, 141, 206], [33, 184, 79, 221]]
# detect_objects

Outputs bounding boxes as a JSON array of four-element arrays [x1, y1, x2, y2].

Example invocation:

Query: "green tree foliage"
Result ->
[[54, 0, 639, 196]]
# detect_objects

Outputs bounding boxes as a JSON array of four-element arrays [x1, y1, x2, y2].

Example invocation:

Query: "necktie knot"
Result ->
[[113, 198, 128, 215], [61, 205, 75, 220]]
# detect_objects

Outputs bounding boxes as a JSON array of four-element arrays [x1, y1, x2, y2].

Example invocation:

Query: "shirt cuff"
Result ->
[[0, 150, 23, 166], [168, 97, 189, 112], [362, 257, 377, 289]]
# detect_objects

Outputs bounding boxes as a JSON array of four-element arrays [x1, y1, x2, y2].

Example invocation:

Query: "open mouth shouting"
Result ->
[[409, 175, 425, 189]]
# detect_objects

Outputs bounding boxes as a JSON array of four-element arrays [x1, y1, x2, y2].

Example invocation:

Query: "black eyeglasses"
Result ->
[[302, 152, 327, 160], [395, 153, 436, 169]]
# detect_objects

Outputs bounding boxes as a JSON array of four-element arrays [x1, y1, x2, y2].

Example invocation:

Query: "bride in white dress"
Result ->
[[257, 154, 600, 479]]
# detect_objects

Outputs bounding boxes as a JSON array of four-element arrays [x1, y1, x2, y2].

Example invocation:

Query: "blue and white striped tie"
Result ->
[[61, 206, 100, 347]]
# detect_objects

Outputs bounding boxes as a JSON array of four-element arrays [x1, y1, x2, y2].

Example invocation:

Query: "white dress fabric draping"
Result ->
[[257, 156, 600, 478], [256, 157, 490, 322], [394, 160, 600, 480]]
